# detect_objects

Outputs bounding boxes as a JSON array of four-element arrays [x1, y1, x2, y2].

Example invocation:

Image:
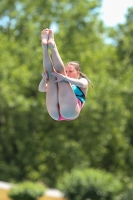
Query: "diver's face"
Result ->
[[65, 65, 79, 79]]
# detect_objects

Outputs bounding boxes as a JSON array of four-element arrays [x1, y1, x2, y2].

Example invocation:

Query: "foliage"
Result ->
[[8, 181, 45, 200], [57, 168, 123, 200], [0, 0, 133, 197]]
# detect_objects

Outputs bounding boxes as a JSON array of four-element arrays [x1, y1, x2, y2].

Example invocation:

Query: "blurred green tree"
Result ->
[[0, 0, 133, 190]]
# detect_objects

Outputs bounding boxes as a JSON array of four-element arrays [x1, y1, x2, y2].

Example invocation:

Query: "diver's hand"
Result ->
[[51, 72, 66, 82]]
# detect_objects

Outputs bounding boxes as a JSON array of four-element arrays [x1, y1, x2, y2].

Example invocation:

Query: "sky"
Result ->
[[100, 0, 133, 26]]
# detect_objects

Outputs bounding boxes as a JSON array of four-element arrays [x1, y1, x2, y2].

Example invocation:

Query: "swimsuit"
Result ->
[[57, 85, 86, 121], [71, 85, 86, 103]]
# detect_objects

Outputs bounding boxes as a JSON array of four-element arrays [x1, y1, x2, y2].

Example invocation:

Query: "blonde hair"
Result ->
[[66, 61, 94, 88]]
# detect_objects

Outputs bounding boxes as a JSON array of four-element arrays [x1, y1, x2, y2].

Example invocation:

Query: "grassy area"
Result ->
[[0, 188, 66, 200]]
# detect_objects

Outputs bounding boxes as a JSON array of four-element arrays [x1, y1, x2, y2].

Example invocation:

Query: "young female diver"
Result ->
[[38, 28, 93, 121]]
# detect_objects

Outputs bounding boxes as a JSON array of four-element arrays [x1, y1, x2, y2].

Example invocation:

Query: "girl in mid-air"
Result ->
[[38, 28, 92, 121]]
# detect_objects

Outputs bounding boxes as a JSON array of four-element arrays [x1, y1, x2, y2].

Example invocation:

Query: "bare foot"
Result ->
[[48, 29, 56, 48], [41, 28, 49, 46]]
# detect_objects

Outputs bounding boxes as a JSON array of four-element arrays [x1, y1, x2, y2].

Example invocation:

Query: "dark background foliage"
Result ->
[[0, 0, 133, 195]]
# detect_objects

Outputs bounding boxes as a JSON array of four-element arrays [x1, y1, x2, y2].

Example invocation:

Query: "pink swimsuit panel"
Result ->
[[57, 99, 83, 121]]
